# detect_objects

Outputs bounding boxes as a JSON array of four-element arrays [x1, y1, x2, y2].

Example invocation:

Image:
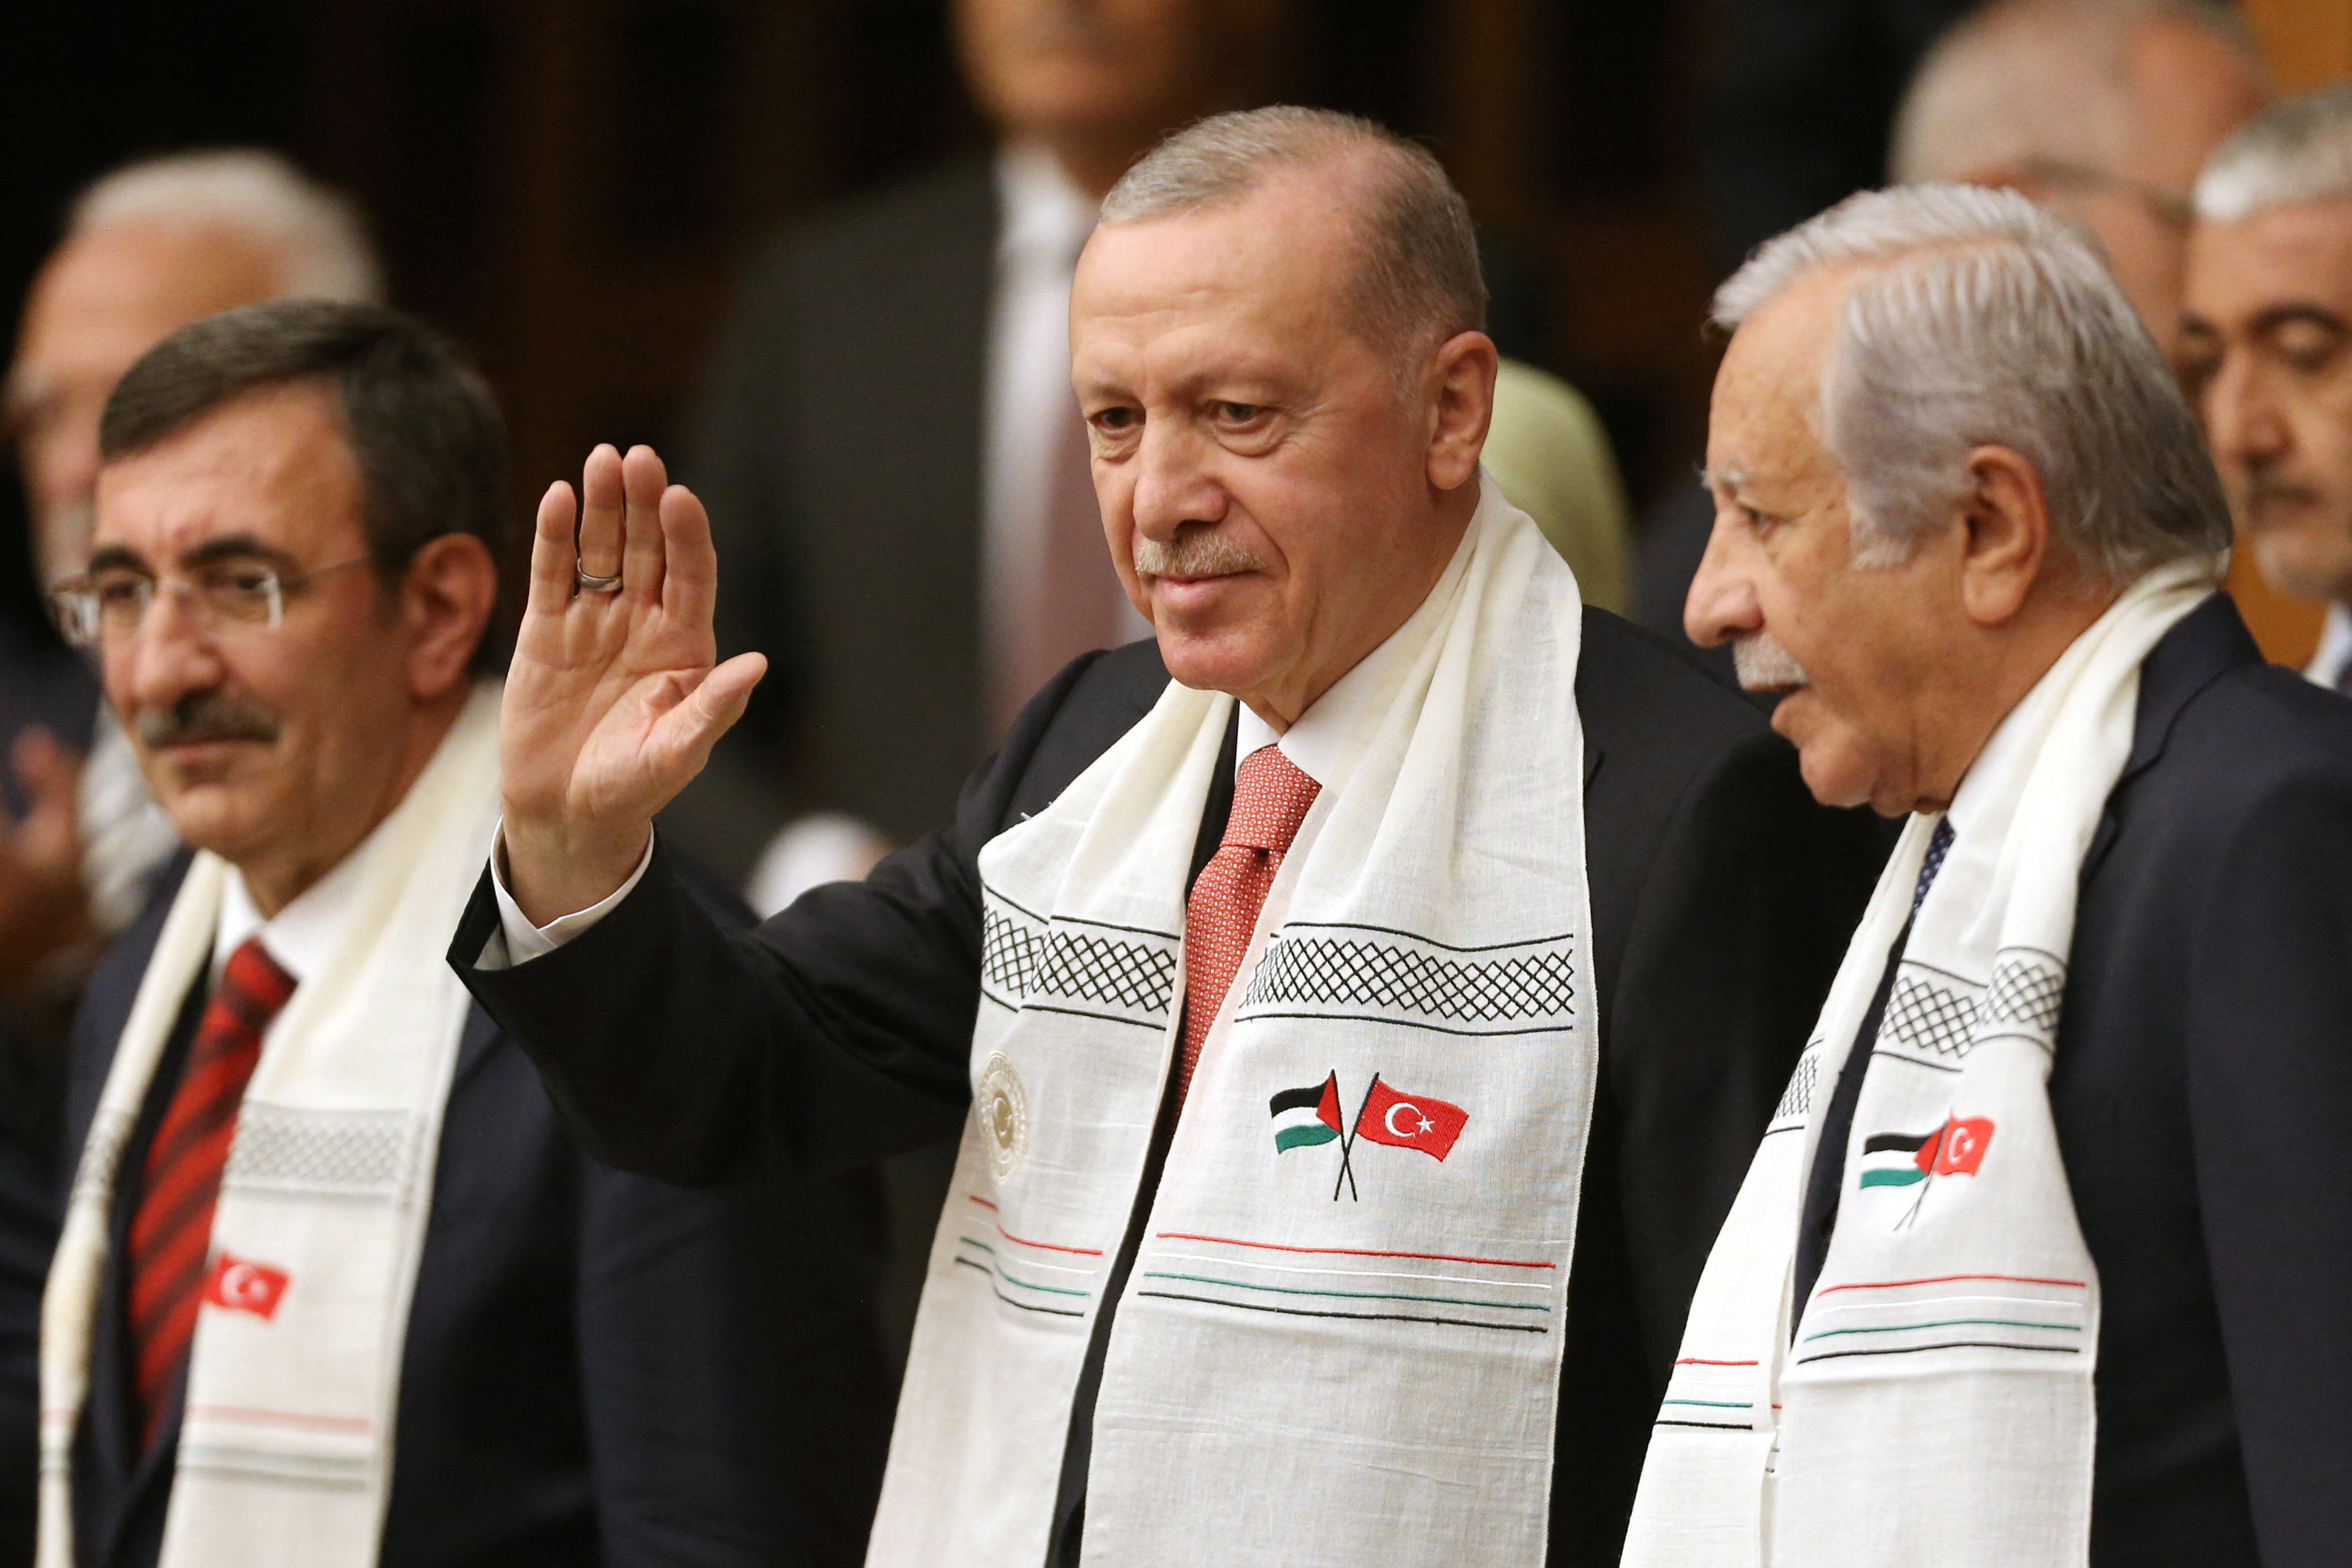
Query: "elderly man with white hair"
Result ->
[[451, 106, 1886, 1567], [1625, 183, 2352, 1567]]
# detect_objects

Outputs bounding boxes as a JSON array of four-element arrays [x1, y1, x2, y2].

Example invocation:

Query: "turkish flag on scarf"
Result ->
[[1354, 1078, 1469, 1161]]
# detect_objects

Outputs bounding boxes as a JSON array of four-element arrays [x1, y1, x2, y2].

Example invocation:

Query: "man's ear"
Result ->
[[1426, 330, 1498, 493], [1957, 443, 2052, 626], [398, 533, 499, 700]]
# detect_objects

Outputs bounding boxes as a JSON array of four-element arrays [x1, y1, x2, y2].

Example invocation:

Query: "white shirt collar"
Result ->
[[1230, 506, 1481, 783], [211, 818, 385, 985], [2307, 602, 2352, 689], [994, 141, 1097, 272]]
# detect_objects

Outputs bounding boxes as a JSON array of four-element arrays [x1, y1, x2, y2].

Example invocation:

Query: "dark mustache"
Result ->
[[133, 691, 281, 748], [2239, 473, 2322, 512]]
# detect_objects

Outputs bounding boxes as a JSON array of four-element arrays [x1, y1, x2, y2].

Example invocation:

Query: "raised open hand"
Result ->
[[499, 444, 764, 923]]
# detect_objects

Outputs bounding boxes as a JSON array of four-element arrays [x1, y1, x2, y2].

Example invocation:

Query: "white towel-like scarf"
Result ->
[[39, 684, 503, 1568], [1621, 565, 2213, 1568], [867, 484, 1597, 1567]]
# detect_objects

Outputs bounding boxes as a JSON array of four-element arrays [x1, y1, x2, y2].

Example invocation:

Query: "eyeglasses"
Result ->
[[48, 555, 376, 649], [2015, 157, 2196, 233]]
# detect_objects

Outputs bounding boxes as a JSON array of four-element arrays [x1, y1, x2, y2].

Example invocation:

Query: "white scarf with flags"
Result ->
[[39, 684, 502, 1568], [1620, 563, 2215, 1568], [867, 481, 1597, 1567]]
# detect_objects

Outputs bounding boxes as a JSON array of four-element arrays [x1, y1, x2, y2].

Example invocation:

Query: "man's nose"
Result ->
[[1684, 513, 1763, 649], [2204, 350, 2288, 473], [114, 591, 227, 715], [1129, 423, 1227, 542]]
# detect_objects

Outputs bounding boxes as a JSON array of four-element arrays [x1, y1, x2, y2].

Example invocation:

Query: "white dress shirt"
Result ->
[[981, 142, 1150, 669], [212, 815, 385, 986], [2306, 603, 2352, 691]]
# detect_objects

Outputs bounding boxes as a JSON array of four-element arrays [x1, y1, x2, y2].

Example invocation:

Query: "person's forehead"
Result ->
[[1071, 172, 1361, 368], [1708, 268, 1850, 482], [17, 223, 285, 383], [92, 382, 363, 561], [2123, 19, 2269, 193], [2187, 198, 2352, 324]]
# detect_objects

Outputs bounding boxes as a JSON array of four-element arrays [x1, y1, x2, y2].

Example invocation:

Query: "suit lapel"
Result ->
[[2083, 592, 2260, 881]]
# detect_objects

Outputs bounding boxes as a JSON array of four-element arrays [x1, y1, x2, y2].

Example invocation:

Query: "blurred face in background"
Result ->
[[1996, 17, 2267, 359], [2182, 197, 2352, 606], [8, 222, 289, 585], [1069, 164, 1493, 726], [956, 0, 1283, 192]]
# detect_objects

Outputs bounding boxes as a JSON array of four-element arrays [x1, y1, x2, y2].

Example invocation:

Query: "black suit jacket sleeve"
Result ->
[[451, 647, 1152, 1186], [1603, 722, 1872, 1358], [2183, 767, 2352, 1567], [573, 1159, 771, 1567]]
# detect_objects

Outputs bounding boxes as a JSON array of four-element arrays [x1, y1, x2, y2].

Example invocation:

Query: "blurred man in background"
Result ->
[[1637, 0, 2271, 647], [10, 150, 382, 972], [678, 0, 1626, 1365], [1891, 0, 2273, 364], [2184, 84, 2352, 691], [0, 150, 380, 1568]]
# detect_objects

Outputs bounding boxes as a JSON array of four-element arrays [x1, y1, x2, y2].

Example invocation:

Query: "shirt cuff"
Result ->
[[476, 824, 656, 970]]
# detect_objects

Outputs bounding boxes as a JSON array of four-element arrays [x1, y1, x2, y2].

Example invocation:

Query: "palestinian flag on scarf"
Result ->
[[1857, 1115, 1996, 1188], [1269, 1073, 1344, 1152]]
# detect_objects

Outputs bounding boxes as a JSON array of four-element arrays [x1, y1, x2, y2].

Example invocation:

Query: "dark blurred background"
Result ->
[[2, 0, 2340, 642], [0, 0, 1886, 619]]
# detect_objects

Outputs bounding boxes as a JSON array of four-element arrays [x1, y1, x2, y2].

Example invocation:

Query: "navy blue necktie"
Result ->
[[1792, 817, 1955, 1323]]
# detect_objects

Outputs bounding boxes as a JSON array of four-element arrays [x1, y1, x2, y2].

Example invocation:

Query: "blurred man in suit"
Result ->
[[1637, 0, 2271, 645], [2184, 84, 2352, 692], [1625, 183, 2352, 1568], [43, 301, 885, 1568]]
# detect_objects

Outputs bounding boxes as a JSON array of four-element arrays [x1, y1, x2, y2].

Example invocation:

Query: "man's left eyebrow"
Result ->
[[85, 544, 148, 575], [180, 535, 299, 570]]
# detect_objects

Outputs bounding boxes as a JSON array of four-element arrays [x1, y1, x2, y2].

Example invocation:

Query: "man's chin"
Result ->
[[1153, 621, 1279, 698], [2248, 526, 2352, 606]]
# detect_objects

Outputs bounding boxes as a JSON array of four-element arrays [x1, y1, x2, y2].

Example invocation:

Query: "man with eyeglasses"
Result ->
[[37, 299, 890, 1568]]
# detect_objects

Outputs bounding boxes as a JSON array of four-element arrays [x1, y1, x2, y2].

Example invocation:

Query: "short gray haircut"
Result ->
[[1715, 182, 2231, 581], [1099, 106, 1487, 375], [68, 149, 382, 305], [2196, 83, 2352, 221], [1893, 0, 2267, 185]]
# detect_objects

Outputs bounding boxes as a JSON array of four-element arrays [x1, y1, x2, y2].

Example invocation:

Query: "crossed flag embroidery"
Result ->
[[1268, 1071, 1469, 1201]]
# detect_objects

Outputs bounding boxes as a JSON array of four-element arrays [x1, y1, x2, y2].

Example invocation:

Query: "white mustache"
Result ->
[[1732, 631, 1810, 691], [1132, 532, 1268, 578]]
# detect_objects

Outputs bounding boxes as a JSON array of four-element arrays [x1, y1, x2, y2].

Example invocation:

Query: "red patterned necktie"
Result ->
[[1176, 745, 1321, 1106], [126, 935, 296, 1445]]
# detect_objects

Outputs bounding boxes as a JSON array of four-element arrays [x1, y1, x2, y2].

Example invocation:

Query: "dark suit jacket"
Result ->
[[453, 613, 1887, 1566], [61, 858, 892, 1568], [2046, 593, 2352, 1566]]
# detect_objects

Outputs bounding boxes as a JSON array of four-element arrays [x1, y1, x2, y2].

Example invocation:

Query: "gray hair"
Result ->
[[1715, 182, 2231, 581], [1100, 106, 1486, 375], [1893, 0, 2267, 185], [68, 149, 382, 305], [2196, 83, 2352, 221]]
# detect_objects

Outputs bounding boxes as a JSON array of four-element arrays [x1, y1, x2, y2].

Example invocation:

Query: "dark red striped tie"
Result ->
[[126, 936, 294, 1444]]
